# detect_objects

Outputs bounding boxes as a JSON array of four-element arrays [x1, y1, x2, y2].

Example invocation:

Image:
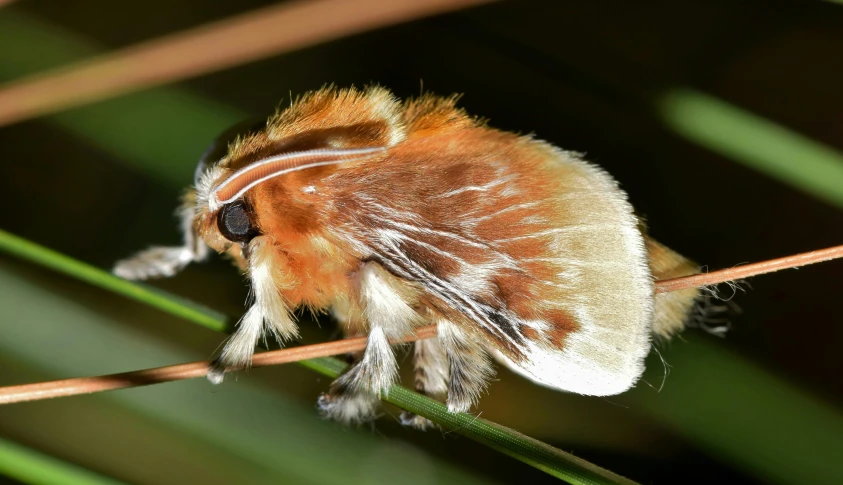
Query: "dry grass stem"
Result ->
[[0, 244, 840, 405], [654, 244, 843, 293], [0, 0, 491, 127]]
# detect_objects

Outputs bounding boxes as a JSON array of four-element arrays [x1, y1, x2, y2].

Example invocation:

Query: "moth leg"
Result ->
[[113, 193, 208, 280], [207, 236, 297, 384], [318, 262, 420, 424], [316, 368, 382, 424], [316, 299, 382, 423], [207, 302, 266, 384], [399, 337, 449, 430], [330, 297, 367, 363], [438, 320, 495, 413]]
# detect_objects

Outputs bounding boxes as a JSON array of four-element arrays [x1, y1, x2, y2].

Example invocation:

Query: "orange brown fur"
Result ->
[[225, 87, 404, 171]]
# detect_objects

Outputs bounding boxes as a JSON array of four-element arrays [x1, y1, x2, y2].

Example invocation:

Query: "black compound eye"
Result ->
[[217, 200, 259, 243]]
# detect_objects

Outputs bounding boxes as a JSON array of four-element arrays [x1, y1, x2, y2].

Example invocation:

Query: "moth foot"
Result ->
[[206, 359, 227, 385], [317, 391, 380, 424], [399, 411, 435, 430]]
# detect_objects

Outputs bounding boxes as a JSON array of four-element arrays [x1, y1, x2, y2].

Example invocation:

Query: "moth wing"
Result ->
[[334, 138, 655, 396]]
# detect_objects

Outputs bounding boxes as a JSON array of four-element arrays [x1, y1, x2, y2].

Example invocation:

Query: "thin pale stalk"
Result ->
[[0, 0, 492, 127], [654, 244, 843, 293]]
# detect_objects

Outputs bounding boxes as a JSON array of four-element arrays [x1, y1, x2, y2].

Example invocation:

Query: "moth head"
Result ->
[[194, 143, 388, 256], [191, 118, 267, 258], [115, 86, 402, 280], [194, 86, 403, 251]]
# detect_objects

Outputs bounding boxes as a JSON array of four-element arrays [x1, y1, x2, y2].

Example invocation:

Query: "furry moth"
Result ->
[[115, 87, 701, 426]]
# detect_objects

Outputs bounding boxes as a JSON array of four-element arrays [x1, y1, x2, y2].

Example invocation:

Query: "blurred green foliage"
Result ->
[[1, 2, 842, 485], [0, 437, 125, 485], [660, 89, 843, 210]]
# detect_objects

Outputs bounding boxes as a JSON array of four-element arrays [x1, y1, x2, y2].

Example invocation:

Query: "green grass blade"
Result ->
[[388, 387, 633, 485], [0, 229, 638, 485], [659, 88, 843, 210], [303, 358, 636, 485], [0, 436, 126, 485], [0, 228, 226, 332]]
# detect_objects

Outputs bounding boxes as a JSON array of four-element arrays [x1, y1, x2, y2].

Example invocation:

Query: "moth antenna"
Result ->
[[209, 147, 386, 210], [207, 236, 297, 384], [113, 197, 208, 280]]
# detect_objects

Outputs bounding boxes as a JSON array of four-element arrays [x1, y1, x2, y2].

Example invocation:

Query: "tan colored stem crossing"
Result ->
[[1, 244, 840, 405]]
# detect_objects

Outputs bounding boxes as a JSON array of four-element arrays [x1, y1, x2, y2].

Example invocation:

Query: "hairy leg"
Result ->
[[208, 237, 297, 383], [438, 320, 495, 413], [318, 262, 421, 424], [399, 337, 449, 429]]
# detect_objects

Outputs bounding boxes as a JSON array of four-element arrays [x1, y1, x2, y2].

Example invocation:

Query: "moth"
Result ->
[[115, 86, 701, 427]]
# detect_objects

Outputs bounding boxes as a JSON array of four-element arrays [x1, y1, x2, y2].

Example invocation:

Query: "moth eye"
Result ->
[[217, 200, 259, 243]]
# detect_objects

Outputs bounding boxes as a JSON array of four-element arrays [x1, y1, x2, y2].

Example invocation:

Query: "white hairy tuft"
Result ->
[[357, 263, 421, 340], [319, 261, 423, 423], [437, 320, 495, 413], [208, 304, 265, 383], [113, 200, 208, 280], [208, 236, 296, 384], [412, 338, 449, 398], [355, 327, 398, 395], [317, 390, 381, 425], [330, 326, 398, 399], [400, 337, 450, 430], [195, 165, 225, 211], [248, 238, 298, 342], [113, 246, 196, 280]]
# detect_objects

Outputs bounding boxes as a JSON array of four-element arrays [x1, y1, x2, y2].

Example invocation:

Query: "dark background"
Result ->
[[0, 1, 841, 484]]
